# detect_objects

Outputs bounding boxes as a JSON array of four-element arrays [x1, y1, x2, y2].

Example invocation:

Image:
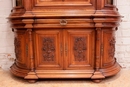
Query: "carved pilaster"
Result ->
[[24, 29, 38, 81], [95, 28, 102, 71], [91, 28, 105, 80], [28, 29, 34, 71]]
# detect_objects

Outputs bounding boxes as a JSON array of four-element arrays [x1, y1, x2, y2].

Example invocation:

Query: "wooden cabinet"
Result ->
[[9, 0, 121, 83]]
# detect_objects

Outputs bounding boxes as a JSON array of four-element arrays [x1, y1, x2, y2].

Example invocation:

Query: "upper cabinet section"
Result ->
[[22, 0, 96, 11], [34, 0, 95, 7], [21, 0, 115, 11], [9, 0, 120, 19]]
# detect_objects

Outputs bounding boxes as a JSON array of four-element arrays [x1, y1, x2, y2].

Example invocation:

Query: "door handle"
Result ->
[[60, 19, 67, 26]]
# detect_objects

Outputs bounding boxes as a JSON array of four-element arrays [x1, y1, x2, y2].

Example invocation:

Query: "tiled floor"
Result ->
[[0, 69, 130, 87]]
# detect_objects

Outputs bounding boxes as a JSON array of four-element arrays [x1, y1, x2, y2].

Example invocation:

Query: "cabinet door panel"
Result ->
[[101, 29, 116, 68], [34, 29, 63, 70], [64, 29, 95, 70]]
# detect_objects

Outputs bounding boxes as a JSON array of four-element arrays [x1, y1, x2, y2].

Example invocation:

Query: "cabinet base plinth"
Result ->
[[92, 79, 102, 83], [91, 71, 105, 79], [27, 79, 37, 83], [10, 62, 121, 83], [24, 71, 38, 80]]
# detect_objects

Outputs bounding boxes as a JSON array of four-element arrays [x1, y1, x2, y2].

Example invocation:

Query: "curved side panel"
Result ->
[[14, 29, 29, 69], [100, 62, 121, 77], [10, 64, 29, 78]]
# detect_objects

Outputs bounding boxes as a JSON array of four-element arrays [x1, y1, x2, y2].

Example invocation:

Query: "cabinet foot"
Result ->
[[92, 79, 102, 83], [27, 79, 37, 83]]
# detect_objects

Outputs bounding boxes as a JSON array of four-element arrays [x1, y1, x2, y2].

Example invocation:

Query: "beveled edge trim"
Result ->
[[100, 62, 121, 77], [35, 70, 94, 78]]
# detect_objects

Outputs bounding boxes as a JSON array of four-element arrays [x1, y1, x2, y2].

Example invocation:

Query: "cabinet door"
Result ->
[[34, 29, 63, 70], [101, 29, 116, 68], [64, 29, 95, 70]]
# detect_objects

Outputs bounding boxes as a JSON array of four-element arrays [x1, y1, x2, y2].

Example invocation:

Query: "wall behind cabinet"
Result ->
[[0, 0, 130, 70], [114, 0, 130, 69]]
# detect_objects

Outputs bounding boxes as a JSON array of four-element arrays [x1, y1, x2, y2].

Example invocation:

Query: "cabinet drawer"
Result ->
[[33, 18, 94, 28]]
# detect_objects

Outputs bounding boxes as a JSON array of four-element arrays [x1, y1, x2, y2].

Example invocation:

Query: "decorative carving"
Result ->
[[73, 37, 87, 61], [14, 37, 21, 59], [108, 37, 115, 58], [42, 37, 55, 61]]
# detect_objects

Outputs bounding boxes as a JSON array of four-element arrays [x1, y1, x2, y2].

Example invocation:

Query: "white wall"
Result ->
[[0, 0, 15, 70], [0, 0, 130, 70], [115, 0, 130, 69]]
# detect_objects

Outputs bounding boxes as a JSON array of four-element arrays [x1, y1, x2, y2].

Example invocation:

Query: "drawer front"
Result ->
[[33, 18, 94, 28]]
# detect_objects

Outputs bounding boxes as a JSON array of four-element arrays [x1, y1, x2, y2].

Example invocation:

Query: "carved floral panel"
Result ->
[[14, 37, 21, 60], [42, 37, 55, 61], [108, 37, 115, 58], [73, 37, 87, 61]]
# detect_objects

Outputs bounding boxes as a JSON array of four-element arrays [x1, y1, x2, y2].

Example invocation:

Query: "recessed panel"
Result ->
[[40, 0, 89, 2], [34, 29, 63, 70], [65, 29, 95, 70], [102, 29, 116, 68], [34, 0, 93, 7]]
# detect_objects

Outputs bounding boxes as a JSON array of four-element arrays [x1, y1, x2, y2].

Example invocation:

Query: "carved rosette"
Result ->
[[73, 37, 87, 61], [42, 37, 55, 61], [108, 37, 116, 58], [14, 37, 21, 60]]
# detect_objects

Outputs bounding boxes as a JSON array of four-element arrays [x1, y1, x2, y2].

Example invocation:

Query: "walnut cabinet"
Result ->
[[8, 0, 121, 82]]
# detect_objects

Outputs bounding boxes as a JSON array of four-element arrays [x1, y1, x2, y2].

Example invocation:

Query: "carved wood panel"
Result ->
[[102, 29, 116, 68], [73, 37, 87, 61], [14, 37, 21, 60], [34, 29, 63, 70], [42, 37, 55, 61], [14, 30, 28, 69], [108, 37, 115, 58], [64, 29, 95, 70]]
